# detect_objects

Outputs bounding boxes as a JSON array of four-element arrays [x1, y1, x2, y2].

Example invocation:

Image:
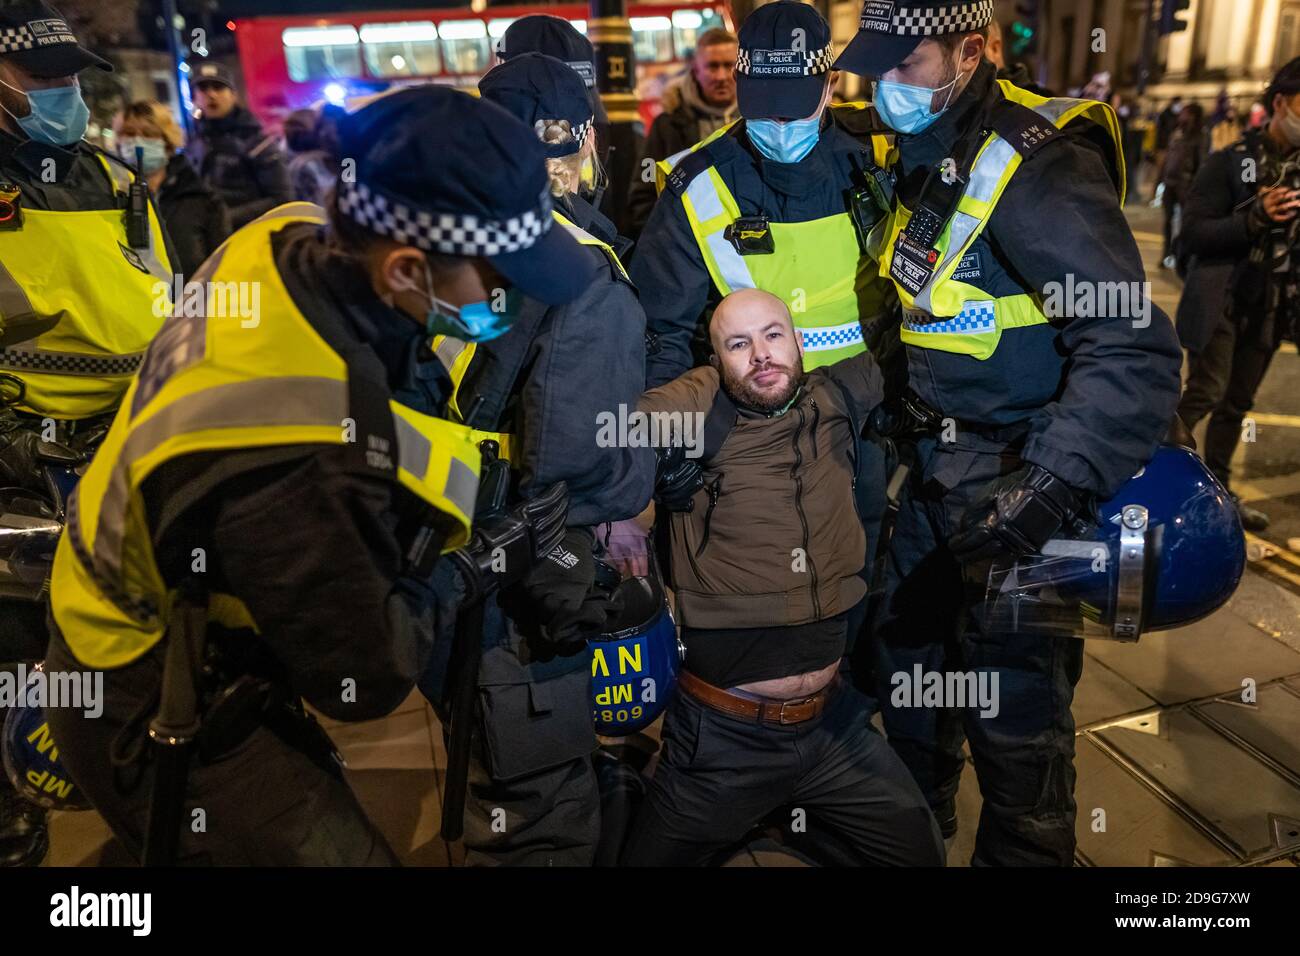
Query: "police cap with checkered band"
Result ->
[[480, 53, 594, 159], [835, 0, 994, 78], [497, 15, 608, 129], [335, 85, 596, 306], [735, 1, 836, 121], [0, 0, 110, 78]]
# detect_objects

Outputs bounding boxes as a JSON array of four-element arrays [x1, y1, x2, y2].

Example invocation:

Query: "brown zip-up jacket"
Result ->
[[639, 353, 883, 629]]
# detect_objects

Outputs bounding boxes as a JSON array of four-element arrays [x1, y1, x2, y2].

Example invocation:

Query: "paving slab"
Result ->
[[1086, 610, 1300, 706], [1074, 734, 1232, 867], [1096, 710, 1300, 859]]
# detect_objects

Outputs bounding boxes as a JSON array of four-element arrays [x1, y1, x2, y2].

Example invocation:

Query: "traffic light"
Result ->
[[1012, 0, 1040, 56], [1159, 0, 1191, 35]]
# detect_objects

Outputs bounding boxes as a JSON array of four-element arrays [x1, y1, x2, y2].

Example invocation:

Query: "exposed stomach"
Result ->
[[733, 659, 839, 701]]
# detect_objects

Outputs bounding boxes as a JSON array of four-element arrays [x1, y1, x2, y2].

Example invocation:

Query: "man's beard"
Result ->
[[721, 360, 806, 413]]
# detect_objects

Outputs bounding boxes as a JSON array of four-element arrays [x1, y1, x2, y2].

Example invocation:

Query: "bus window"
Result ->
[[282, 25, 362, 83], [671, 7, 726, 60], [488, 18, 518, 43], [439, 19, 490, 74], [630, 16, 674, 64], [360, 21, 440, 78]]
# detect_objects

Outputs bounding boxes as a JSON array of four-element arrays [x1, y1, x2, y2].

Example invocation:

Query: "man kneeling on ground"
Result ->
[[623, 289, 944, 866]]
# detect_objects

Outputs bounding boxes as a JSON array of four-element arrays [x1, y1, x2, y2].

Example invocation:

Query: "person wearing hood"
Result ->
[[187, 61, 292, 231], [835, 0, 1181, 866], [625, 27, 739, 239], [114, 100, 229, 278], [422, 52, 654, 866]]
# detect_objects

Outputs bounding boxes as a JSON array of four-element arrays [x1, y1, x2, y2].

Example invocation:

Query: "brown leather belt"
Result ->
[[677, 669, 831, 725]]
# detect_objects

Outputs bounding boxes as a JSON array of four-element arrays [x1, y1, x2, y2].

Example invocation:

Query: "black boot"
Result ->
[[0, 775, 49, 867], [1230, 493, 1270, 532]]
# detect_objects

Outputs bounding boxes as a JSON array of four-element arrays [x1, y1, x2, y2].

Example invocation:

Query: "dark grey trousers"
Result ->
[[623, 678, 945, 866]]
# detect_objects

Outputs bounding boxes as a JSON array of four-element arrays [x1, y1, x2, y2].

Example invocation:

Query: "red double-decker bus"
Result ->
[[231, 3, 734, 128]]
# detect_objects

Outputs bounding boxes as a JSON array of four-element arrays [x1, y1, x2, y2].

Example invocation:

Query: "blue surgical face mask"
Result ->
[[117, 136, 168, 175], [426, 287, 522, 343], [0, 79, 89, 147], [747, 114, 821, 164], [873, 45, 969, 136]]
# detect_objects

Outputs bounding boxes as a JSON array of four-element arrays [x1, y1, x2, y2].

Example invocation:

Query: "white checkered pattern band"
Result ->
[[902, 300, 996, 335], [736, 42, 835, 77], [0, 19, 76, 54], [801, 321, 865, 352], [337, 180, 554, 256], [536, 117, 593, 157], [862, 0, 994, 37]]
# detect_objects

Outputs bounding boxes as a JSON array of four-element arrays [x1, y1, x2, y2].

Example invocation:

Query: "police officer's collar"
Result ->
[[0, 126, 79, 180], [734, 120, 832, 197]]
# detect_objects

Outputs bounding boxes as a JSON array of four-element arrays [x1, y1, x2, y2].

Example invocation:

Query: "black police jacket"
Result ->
[[630, 112, 884, 389], [455, 193, 655, 529], [893, 61, 1182, 498]]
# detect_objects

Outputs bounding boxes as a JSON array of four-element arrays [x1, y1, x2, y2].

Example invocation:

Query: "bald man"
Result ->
[[626, 289, 943, 866]]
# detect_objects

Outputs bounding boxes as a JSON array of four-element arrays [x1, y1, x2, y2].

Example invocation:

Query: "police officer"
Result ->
[[43, 87, 594, 865], [634, 1, 897, 653], [835, 0, 1182, 864], [419, 52, 653, 866], [187, 61, 292, 232], [497, 15, 614, 215], [633, 0, 896, 390], [0, 1, 175, 867]]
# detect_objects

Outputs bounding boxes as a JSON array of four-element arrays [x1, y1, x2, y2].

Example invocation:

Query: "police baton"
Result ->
[[141, 583, 207, 866]]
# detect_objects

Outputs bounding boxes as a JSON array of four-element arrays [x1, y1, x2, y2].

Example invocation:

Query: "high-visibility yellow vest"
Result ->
[[872, 81, 1125, 360], [0, 151, 174, 419], [654, 105, 896, 369], [431, 208, 627, 458], [51, 203, 483, 669]]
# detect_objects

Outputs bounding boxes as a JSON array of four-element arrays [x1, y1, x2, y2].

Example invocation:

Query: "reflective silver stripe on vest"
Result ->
[[433, 335, 469, 376], [684, 172, 754, 293], [0, 257, 36, 341], [912, 97, 1091, 316], [249, 201, 328, 227], [444, 457, 478, 520], [88, 377, 352, 614], [0, 346, 146, 376], [801, 320, 864, 352], [392, 412, 431, 480]]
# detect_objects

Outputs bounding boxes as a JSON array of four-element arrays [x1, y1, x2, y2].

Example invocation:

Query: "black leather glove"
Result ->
[[868, 390, 945, 440], [948, 465, 1079, 562], [519, 527, 613, 649], [654, 443, 703, 512], [452, 481, 569, 600]]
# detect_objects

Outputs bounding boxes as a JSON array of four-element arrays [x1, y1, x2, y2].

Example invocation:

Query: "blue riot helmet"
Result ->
[[2, 664, 92, 811], [589, 538, 684, 736], [967, 446, 1245, 642]]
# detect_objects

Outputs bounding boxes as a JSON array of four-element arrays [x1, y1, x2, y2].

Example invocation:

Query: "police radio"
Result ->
[[125, 146, 151, 250]]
